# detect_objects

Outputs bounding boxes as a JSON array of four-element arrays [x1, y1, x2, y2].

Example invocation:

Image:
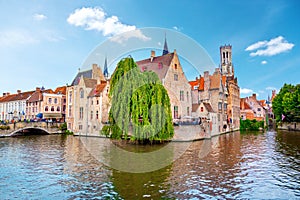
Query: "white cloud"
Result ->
[[158, 42, 162, 46], [245, 41, 267, 51], [67, 7, 138, 37], [240, 88, 254, 94], [245, 36, 294, 56], [261, 60, 267, 65], [109, 29, 150, 44], [33, 14, 47, 21], [0, 30, 38, 46]]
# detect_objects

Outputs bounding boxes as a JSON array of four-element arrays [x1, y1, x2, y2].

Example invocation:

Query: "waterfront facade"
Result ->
[[0, 90, 34, 121], [26, 86, 66, 121], [65, 63, 108, 134]]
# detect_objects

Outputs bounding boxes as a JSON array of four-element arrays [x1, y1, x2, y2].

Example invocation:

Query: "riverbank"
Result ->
[[278, 122, 300, 131], [74, 125, 240, 142]]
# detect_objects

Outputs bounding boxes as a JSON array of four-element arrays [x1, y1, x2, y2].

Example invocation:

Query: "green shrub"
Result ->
[[240, 118, 264, 131], [59, 122, 67, 132], [101, 125, 111, 137]]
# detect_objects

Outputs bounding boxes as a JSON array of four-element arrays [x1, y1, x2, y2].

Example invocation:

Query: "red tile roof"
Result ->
[[240, 98, 251, 110], [54, 86, 66, 95], [88, 81, 107, 97], [12, 91, 35, 101], [136, 53, 174, 81], [189, 77, 204, 91], [0, 94, 17, 103]]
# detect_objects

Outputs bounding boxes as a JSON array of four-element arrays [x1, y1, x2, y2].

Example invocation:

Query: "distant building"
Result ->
[[0, 90, 34, 121], [26, 86, 66, 121], [136, 38, 192, 120], [189, 45, 240, 133], [240, 94, 265, 121]]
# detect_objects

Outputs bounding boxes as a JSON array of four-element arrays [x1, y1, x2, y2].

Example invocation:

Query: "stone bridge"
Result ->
[[0, 122, 63, 137]]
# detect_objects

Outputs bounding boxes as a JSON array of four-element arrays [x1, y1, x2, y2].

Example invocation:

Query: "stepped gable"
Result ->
[[136, 53, 174, 81]]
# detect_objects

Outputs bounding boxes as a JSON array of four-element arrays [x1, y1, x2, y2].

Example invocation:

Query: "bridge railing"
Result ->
[[0, 121, 64, 135]]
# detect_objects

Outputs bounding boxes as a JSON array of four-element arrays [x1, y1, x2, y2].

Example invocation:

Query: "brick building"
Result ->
[[220, 45, 240, 129], [240, 93, 266, 121], [189, 45, 240, 133]]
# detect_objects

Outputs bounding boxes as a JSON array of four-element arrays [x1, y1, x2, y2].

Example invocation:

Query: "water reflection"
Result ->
[[0, 131, 299, 199]]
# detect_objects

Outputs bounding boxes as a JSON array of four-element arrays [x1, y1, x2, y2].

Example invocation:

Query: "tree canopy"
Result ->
[[272, 83, 300, 122], [108, 57, 174, 141]]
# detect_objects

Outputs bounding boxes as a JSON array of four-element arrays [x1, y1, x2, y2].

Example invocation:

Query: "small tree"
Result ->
[[108, 57, 174, 142]]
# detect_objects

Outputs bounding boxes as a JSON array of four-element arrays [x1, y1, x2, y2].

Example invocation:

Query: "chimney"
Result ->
[[6, 92, 10, 96], [204, 71, 209, 78], [196, 77, 198, 80], [17, 90, 21, 94], [36, 87, 41, 92], [252, 93, 256, 100], [150, 50, 155, 62], [2, 93, 6, 97]]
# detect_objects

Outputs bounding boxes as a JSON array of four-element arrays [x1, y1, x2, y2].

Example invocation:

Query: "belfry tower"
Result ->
[[220, 45, 234, 77]]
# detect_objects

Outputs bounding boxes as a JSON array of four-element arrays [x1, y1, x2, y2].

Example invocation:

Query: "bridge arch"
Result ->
[[9, 127, 51, 137]]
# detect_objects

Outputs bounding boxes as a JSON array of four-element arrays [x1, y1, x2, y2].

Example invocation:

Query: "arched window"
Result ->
[[51, 106, 55, 112], [57, 106, 60, 112], [96, 110, 99, 119], [54, 98, 58, 104], [45, 106, 49, 112], [80, 89, 84, 98]]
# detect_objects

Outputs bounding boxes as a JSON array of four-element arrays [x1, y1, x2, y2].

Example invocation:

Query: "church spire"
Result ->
[[162, 33, 169, 55], [103, 56, 108, 78]]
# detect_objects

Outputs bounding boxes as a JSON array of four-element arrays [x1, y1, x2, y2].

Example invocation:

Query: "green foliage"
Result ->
[[59, 122, 67, 132], [108, 57, 174, 142], [100, 125, 111, 137], [0, 125, 10, 130], [272, 83, 300, 122], [240, 118, 264, 131], [64, 130, 74, 135]]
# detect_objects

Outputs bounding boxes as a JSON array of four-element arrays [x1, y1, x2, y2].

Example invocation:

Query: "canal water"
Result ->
[[0, 131, 299, 199]]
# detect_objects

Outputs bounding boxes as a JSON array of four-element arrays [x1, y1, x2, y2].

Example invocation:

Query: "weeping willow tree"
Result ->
[[108, 57, 174, 142]]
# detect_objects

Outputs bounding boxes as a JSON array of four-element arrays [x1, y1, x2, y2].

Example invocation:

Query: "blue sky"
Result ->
[[0, 0, 299, 100]]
